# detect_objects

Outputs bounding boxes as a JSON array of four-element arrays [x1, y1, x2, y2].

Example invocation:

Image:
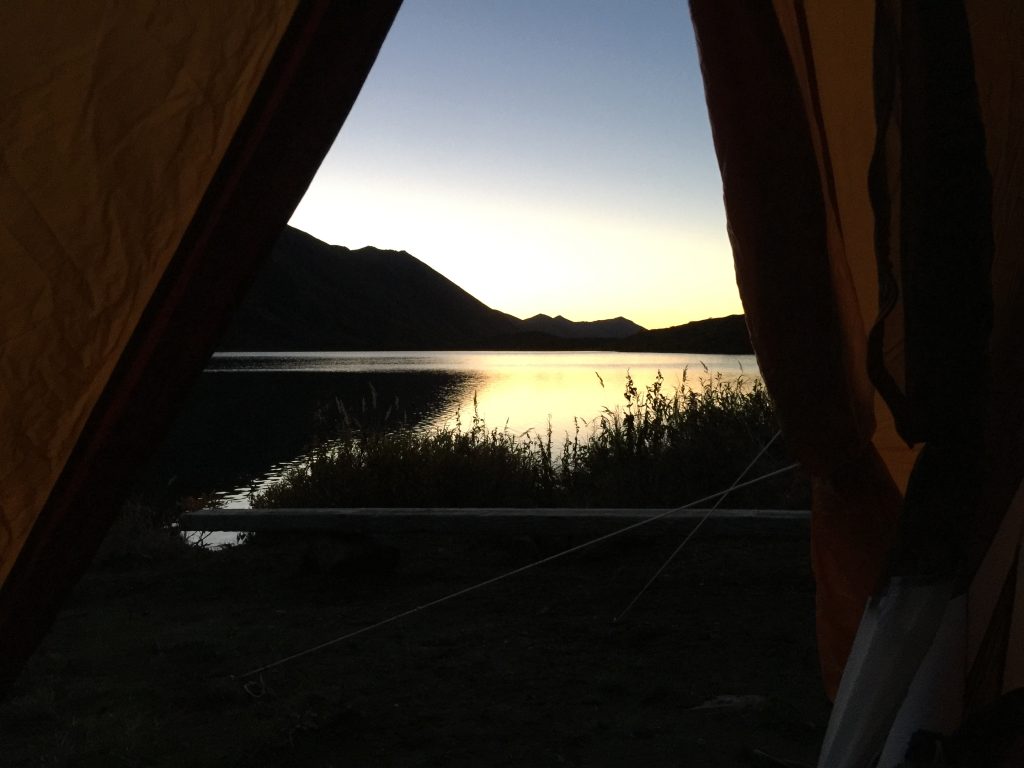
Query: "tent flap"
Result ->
[[693, 0, 1024, 745], [690, 0, 902, 697], [0, 0, 403, 692]]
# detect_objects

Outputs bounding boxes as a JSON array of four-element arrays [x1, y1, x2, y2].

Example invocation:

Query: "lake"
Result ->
[[140, 350, 759, 508]]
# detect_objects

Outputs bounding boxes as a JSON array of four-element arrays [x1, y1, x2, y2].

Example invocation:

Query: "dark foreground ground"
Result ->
[[2, 516, 831, 767]]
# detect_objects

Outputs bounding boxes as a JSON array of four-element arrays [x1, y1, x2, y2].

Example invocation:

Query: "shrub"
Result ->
[[96, 500, 193, 565], [250, 370, 807, 510]]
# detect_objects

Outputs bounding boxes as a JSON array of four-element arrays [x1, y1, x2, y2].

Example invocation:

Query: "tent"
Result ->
[[0, 0, 403, 689], [1, 2, 1021, 764], [690, 1, 1024, 764]]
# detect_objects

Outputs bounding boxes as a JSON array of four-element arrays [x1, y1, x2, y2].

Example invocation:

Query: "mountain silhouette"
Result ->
[[617, 314, 754, 355], [217, 226, 752, 354], [521, 314, 644, 339], [218, 227, 521, 350]]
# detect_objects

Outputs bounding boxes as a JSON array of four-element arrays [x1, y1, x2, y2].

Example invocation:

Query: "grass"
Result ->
[[4, 521, 827, 767], [96, 499, 194, 564], [251, 369, 807, 511]]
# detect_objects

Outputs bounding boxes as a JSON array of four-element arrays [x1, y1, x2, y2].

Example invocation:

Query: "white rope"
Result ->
[[233, 460, 799, 680], [613, 430, 782, 623]]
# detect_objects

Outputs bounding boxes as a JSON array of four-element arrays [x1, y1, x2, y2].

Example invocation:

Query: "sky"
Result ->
[[289, 0, 741, 331]]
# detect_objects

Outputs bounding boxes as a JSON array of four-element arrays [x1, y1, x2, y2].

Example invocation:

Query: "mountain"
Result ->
[[217, 226, 752, 354], [616, 314, 753, 355], [218, 227, 521, 350], [521, 314, 644, 339]]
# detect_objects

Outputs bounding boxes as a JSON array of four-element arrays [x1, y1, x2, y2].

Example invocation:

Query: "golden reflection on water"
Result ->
[[207, 350, 760, 444], [429, 352, 760, 442], [208, 351, 761, 508]]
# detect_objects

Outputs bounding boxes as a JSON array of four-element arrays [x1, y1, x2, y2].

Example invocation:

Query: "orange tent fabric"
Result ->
[[691, 0, 907, 698], [692, 0, 1024, 726], [0, 0, 402, 691], [1, 0, 297, 594]]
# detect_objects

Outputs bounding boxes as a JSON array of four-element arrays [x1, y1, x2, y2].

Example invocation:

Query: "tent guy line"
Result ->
[[231, 459, 800, 682], [613, 429, 782, 622]]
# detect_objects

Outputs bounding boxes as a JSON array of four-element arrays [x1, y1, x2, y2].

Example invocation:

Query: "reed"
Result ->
[[251, 369, 807, 510]]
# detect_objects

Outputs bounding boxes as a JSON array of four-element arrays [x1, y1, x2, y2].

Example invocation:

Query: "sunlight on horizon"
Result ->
[[289, 1, 742, 331]]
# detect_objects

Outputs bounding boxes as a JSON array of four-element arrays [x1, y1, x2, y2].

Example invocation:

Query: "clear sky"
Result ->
[[289, 0, 742, 331]]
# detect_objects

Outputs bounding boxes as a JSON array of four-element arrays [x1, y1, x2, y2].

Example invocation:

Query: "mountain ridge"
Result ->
[[521, 313, 644, 339], [216, 226, 753, 354]]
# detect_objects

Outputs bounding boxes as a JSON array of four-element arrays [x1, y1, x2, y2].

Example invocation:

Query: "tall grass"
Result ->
[[251, 369, 806, 510]]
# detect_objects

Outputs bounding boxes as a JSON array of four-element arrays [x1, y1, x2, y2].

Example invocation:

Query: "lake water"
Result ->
[[145, 350, 759, 509]]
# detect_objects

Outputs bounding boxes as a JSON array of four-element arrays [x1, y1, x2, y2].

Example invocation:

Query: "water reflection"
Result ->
[[137, 367, 479, 509], [144, 351, 759, 508]]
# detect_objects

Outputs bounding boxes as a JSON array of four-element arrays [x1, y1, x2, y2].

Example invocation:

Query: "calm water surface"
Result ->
[[198, 350, 759, 507]]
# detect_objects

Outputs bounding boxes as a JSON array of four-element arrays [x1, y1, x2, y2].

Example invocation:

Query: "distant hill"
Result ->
[[521, 314, 644, 339], [475, 315, 753, 354], [617, 314, 753, 355], [217, 226, 752, 354]]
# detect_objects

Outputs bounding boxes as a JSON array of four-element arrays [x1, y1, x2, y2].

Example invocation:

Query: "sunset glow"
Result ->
[[290, 1, 741, 330]]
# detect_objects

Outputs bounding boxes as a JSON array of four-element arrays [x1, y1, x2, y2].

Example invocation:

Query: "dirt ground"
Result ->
[[1, 516, 831, 767]]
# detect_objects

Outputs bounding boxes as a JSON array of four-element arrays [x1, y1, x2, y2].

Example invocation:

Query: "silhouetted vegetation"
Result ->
[[251, 370, 806, 510]]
